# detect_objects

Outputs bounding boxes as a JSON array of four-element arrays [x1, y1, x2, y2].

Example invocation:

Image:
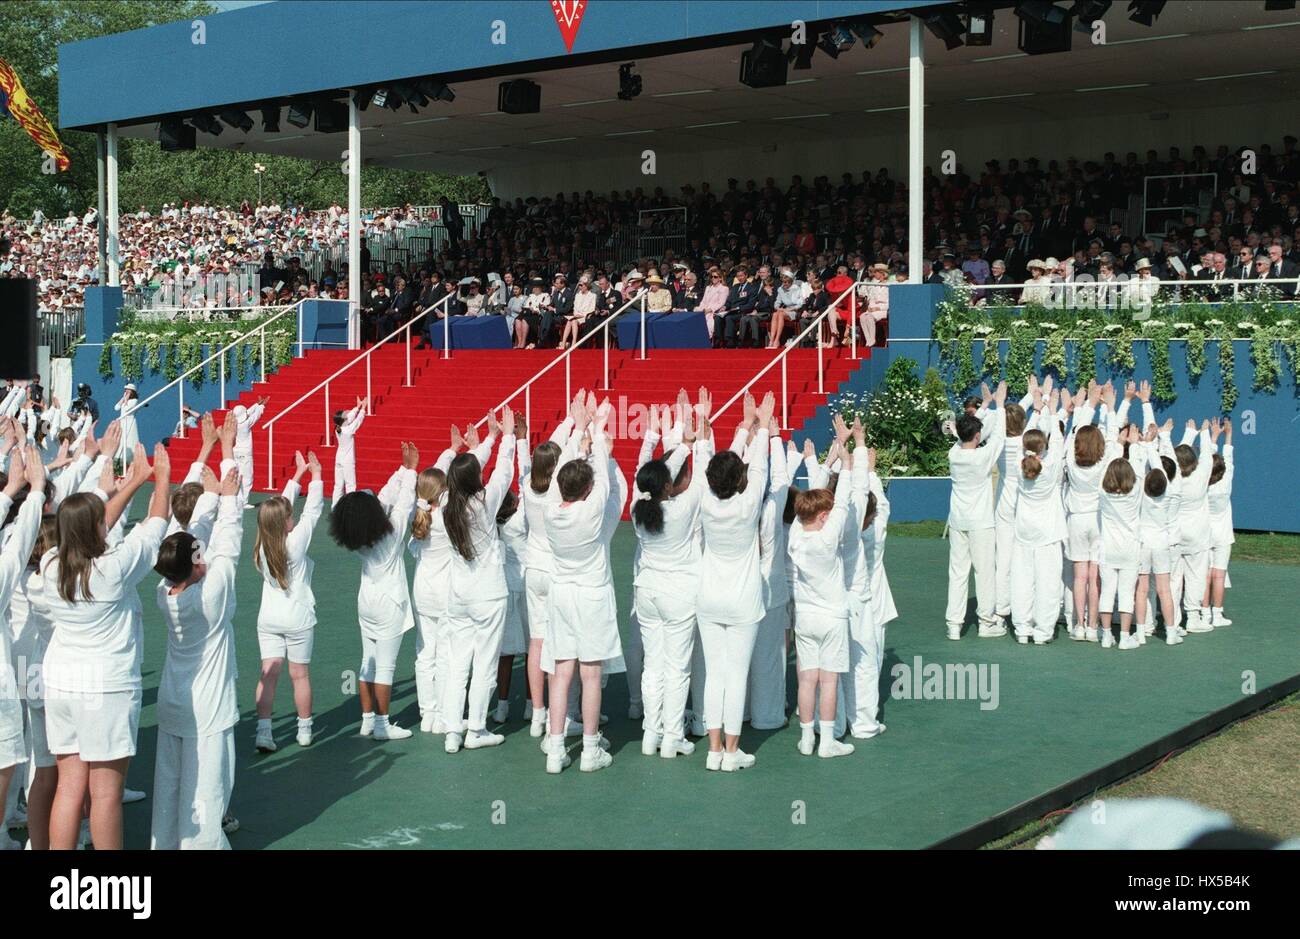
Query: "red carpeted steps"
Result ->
[[163, 342, 869, 495]]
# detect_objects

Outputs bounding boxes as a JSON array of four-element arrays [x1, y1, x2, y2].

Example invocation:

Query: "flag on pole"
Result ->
[[0, 56, 70, 171]]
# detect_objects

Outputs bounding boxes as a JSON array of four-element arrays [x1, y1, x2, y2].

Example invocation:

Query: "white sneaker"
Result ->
[[420, 712, 438, 733], [374, 720, 412, 741], [850, 722, 886, 739], [819, 736, 856, 759], [641, 730, 661, 756], [1186, 615, 1214, 634], [427, 718, 464, 735], [1212, 609, 1232, 627], [464, 730, 505, 749], [255, 729, 277, 753], [1140, 621, 1156, 637], [1166, 630, 1184, 645], [545, 739, 571, 774], [492, 700, 509, 724], [1084, 627, 1100, 643], [1033, 635, 1052, 645], [360, 714, 374, 737], [1016, 635, 1030, 645], [720, 749, 756, 772], [628, 703, 644, 720], [659, 735, 695, 758], [705, 750, 724, 771], [946, 625, 962, 641], [1136, 629, 1147, 646], [1117, 633, 1138, 651], [296, 727, 313, 747], [978, 623, 1008, 638], [445, 732, 463, 753], [1069, 626, 1088, 641], [580, 747, 613, 772], [1101, 630, 1114, 649], [797, 732, 816, 756], [529, 708, 548, 738]]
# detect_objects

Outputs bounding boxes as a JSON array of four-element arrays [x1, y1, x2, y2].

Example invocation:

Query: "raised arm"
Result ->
[[482, 411, 518, 520], [287, 452, 325, 559], [204, 470, 245, 566]]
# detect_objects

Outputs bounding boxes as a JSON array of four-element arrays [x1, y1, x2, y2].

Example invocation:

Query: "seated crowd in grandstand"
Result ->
[[4, 136, 1300, 347]]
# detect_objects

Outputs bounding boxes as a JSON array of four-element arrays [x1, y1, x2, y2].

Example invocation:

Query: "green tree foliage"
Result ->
[[0, 1, 487, 217]]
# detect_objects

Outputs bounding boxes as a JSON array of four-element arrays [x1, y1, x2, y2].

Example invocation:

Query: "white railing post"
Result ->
[[266, 425, 273, 489], [178, 382, 185, 438], [639, 290, 647, 360], [443, 308, 450, 360], [525, 384, 531, 432], [260, 328, 267, 383], [366, 355, 372, 410], [602, 320, 610, 391], [565, 355, 571, 409], [297, 309, 303, 359], [219, 351, 226, 405], [851, 289, 858, 360], [405, 321, 412, 387], [817, 338, 824, 395], [325, 383, 331, 445], [781, 355, 789, 430]]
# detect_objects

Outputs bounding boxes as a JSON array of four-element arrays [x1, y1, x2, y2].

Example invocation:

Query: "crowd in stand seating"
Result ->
[[6, 137, 1300, 336]]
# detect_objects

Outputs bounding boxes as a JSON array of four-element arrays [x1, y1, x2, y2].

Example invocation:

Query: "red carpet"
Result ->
[[163, 343, 869, 493]]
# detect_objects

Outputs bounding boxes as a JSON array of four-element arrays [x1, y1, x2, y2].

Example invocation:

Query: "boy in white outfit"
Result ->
[[231, 396, 268, 508], [945, 381, 1007, 640], [332, 396, 367, 502]]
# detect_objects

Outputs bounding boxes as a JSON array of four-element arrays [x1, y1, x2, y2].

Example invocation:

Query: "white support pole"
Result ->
[[348, 94, 362, 350], [96, 132, 108, 286], [639, 291, 647, 360], [106, 123, 120, 286], [781, 355, 789, 430], [907, 16, 925, 285], [602, 321, 609, 391], [261, 329, 267, 383], [851, 290, 858, 359]]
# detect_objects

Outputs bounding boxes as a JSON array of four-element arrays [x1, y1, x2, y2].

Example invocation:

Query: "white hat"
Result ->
[[1134, 257, 1152, 271], [1044, 256, 1059, 268], [1026, 259, 1047, 271], [232, 404, 248, 421], [626, 270, 645, 281], [123, 382, 137, 392]]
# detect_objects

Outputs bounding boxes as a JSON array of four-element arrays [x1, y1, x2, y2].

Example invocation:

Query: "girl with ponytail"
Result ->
[[252, 450, 324, 752], [1009, 387, 1068, 645]]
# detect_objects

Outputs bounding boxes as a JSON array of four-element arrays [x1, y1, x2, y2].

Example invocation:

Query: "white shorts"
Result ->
[[44, 687, 142, 763], [546, 583, 622, 664], [500, 589, 528, 657], [793, 613, 850, 674], [1066, 514, 1101, 563], [1210, 544, 1232, 569], [1139, 542, 1173, 576], [26, 703, 55, 769], [524, 569, 551, 642], [258, 627, 315, 664], [359, 633, 405, 685]]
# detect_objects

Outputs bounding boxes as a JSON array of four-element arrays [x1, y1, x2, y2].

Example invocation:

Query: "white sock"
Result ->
[[548, 733, 564, 754], [373, 714, 388, 729], [818, 720, 837, 740], [256, 718, 272, 733], [361, 711, 375, 722], [799, 721, 815, 738], [582, 733, 601, 752], [297, 717, 312, 731]]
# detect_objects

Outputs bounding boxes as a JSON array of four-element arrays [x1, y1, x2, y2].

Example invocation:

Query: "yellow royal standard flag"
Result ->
[[0, 56, 70, 172]]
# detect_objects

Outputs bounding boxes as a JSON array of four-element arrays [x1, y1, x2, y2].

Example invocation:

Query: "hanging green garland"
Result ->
[[1218, 339, 1237, 413]]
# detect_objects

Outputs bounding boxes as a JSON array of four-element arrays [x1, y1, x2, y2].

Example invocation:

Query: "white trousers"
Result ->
[[1171, 549, 1210, 619], [634, 588, 696, 738], [624, 599, 644, 710], [441, 599, 506, 733], [234, 448, 254, 507], [945, 527, 996, 630], [358, 633, 404, 685], [696, 618, 759, 737], [994, 516, 1015, 618], [1011, 540, 1063, 641], [689, 624, 707, 723], [841, 599, 883, 732], [414, 612, 448, 718], [1061, 558, 1075, 628], [150, 728, 235, 851], [331, 458, 357, 503], [1099, 564, 1138, 615], [746, 604, 788, 730]]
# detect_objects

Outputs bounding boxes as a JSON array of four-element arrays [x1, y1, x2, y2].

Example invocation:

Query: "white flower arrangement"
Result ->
[[972, 325, 994, 336], [1237, 321, 1259, 331], [1103, 323, 1126, 333]]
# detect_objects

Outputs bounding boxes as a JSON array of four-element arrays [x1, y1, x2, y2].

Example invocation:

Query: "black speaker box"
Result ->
[[1018, 13, 1073, 54], [0, 278, 38, 380], [313, 100, 349, 133], [498, 79, 541, 114], [740, 40, 788, 88], [160, 119, 196, 151]]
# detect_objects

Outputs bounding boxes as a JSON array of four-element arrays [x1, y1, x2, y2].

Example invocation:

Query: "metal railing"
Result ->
[[953, 275, 1300, 308], [130, 301, 304, 439], [471, 290, 649, 433], [1141, 172, 1217, 238], [712, 280, 865, 430], [40, 307, 85, 358], [262, 292, 455, 487]]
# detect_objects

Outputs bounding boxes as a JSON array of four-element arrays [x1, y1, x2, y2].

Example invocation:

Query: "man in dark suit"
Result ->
[[543, 273, 574, 347], [1230, 247, 1256, 282], [1267, 244, 1298, 298], [717, 266, 757, 348]]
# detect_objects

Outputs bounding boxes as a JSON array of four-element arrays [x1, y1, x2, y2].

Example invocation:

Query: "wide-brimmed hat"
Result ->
[[528, 276, 546, 287], [1026, 259, 1047, 272], [645, 273, 664, 285], [123, 383, 137, 392], [1134, 258, 1152, 271], [871, 263, 889, 273], [626, 270, 645, 281]]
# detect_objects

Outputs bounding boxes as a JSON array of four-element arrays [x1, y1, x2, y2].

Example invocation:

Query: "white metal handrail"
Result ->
[[262, 291, 454, 487], [130, 301, 304, 438], [955, 274, 1300, 307], [712, 279, 865, 430], [471, 289, 649, 432]]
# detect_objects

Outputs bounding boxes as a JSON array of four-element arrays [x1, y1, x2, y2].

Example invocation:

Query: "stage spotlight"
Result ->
[[392, 83, 424, 113], [788, 39, 816, 69], [1127, 0, 1166, 26], [286, 101, 313, 128], [219, 108, 254, 133], [739, 37, 789, 88], [848, 19, 885, 49], [159, 119, 196, 152], [418, 79, 456, 103], [261, 106, 280, 132], [1016, 1, 1068, 26], [498, 79, 542, 114], [924, 11, 967, 49], [371, 87, 390, 109], [966, 5, 995, 45], [815, 32, 843, 59], [1071, 0, 1112, 31], [825, 23, 857, 52], [188, 113, 223, 135], [617, 63, 642, 101]]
